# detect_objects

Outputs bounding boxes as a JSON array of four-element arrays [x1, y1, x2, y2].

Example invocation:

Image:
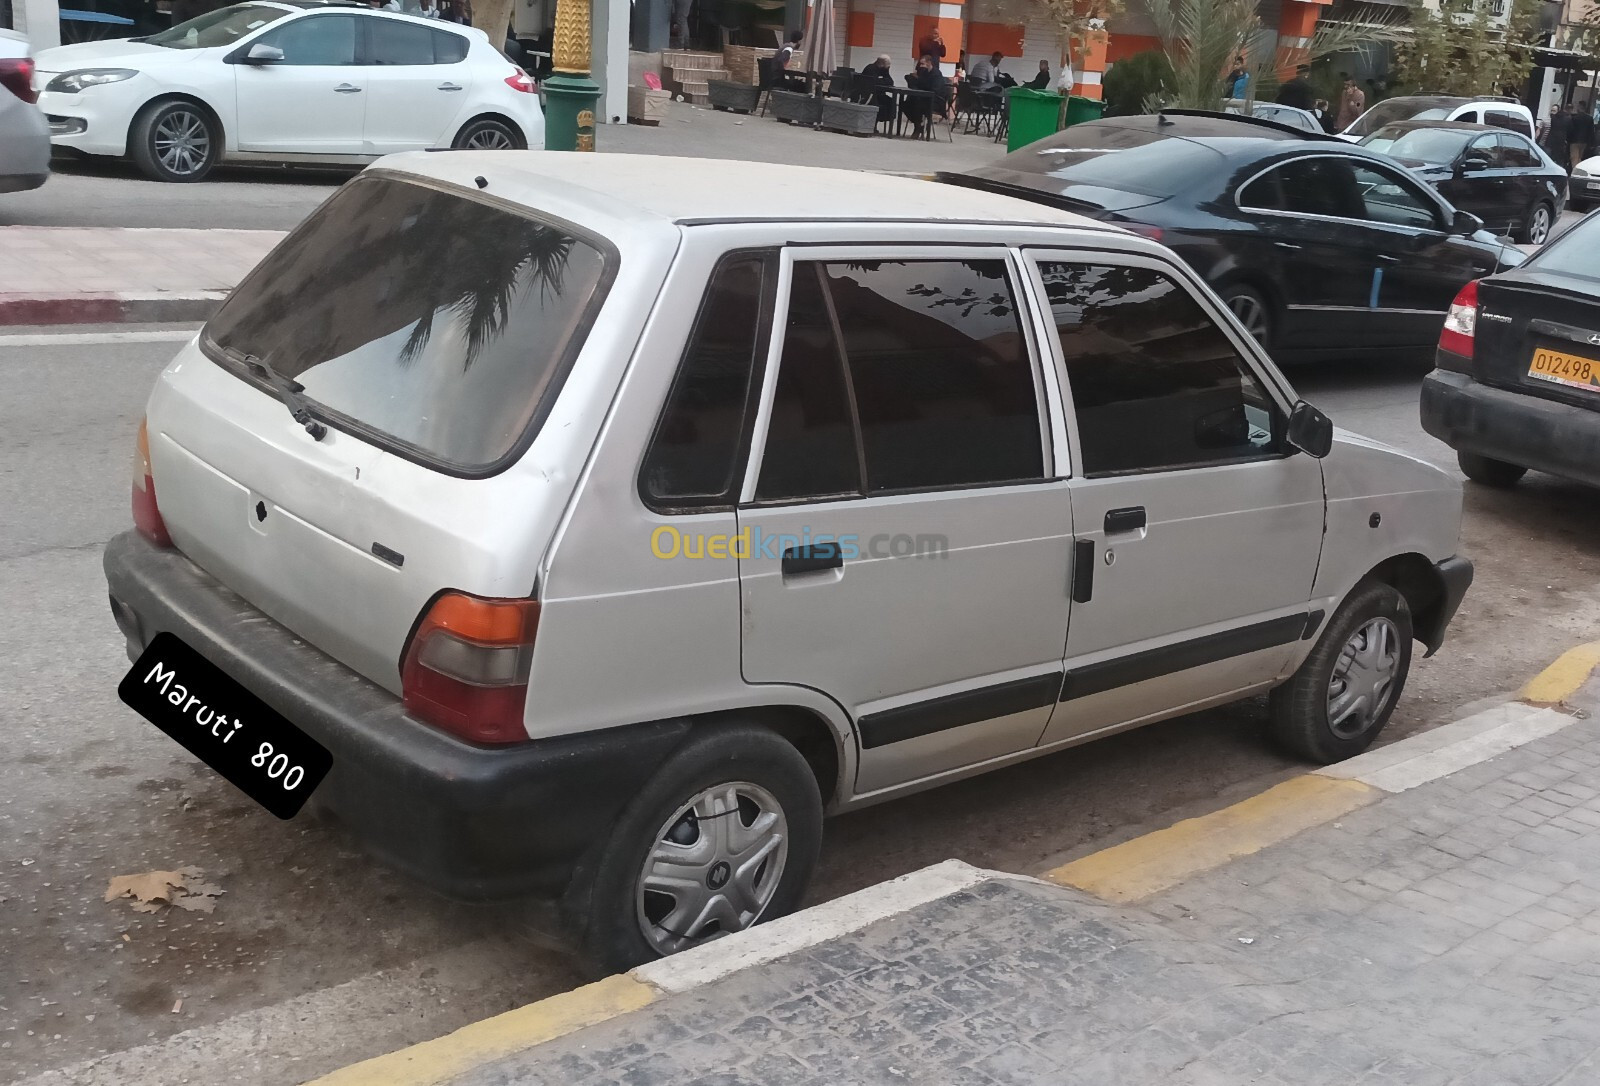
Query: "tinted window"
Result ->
[[434, 28, 468, 62], [987, 125, 1225, 199], [1526, 212, 1600, 281], [369, 17, 436, 64], [256, 14, 357, 65], [1349, 162, 1438, 229], [1344, 100, 1452, 136], [1362, 126, 1470, 164], [1500, 133, 1541, 168], [205, 176, 611, 471], [642, 254, 772, 510], [1487, 111, 1534, 138], [823, 260, 1044, 492], [1241, 157, 1437, 229], [1468, 133, 1502, 166], [1039, 263, 1278, 476], [755, 265, 861, 502]]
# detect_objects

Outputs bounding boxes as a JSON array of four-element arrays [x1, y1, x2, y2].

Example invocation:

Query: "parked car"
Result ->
[[1358, 121, 1566, 245], [1222, 98, 1323, 134], [1422, 204, 1600, 490], [1337, 95, 1535, 143], [103, 153, 1472, 972], [32, 0, 543, 182], [0, 28, 49, 193], [940, 111, 1525, 364], [1567, 151, 1600, 212]]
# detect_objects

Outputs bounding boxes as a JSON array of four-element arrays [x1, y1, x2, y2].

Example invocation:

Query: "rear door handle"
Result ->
[[334, 83, 362, 93], [1274, 241, 1302, 250], [782, 542, 843, 576], [437, 82, 463, 91], [1104, 506, 1146, 534], [1377, 253, 1400, 264]]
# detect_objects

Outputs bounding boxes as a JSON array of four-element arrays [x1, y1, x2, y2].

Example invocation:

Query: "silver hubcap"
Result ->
[[1227, 293, 1269, 347], [636, 782, 788, 956], [154, 110, 210, 176], [465, 126, 514, 149], [1327, 617, 1401, 739], [1531, 207, 1551, 244]]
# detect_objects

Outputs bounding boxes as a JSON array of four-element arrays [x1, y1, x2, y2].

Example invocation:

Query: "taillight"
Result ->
[[1439, 279, 1479, 360], [0, 58, 37, 105], [401, 592, 540, 744], [132, 418, 172, 548], [504, 69, 538, 93], [1121, 223, 1164, 242]]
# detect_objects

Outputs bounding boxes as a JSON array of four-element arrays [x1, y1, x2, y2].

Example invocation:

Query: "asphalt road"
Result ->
[[4, 329, 1600, 1085]]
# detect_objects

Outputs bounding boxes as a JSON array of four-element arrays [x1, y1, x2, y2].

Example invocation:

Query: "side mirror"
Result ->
[[1287, 400, 1334, 459], [1457, 154, 1491, 175], [1451, 209, 1485, 236], [241, 42, 284, 64]]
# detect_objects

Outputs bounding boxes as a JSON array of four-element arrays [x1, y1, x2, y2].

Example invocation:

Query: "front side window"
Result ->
[[1500, 134, 1540, 169], [754, 258, 1046, 502], [1467, 133, 1501, 167], [1241, 157, 1437, 230], [204, 175, 612, 472], [254, 14, 358, 65], [642, 252, 774, 510], [1039, 262, 1279, 477]]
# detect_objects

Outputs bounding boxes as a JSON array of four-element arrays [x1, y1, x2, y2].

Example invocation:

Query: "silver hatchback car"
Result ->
[[104, 153, 1472, 972]]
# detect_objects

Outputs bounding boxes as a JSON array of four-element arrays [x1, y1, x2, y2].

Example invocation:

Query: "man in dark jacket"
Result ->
[[1567, 102, 1595, 173], [855, 54, 896, 123], [1276, 64, 1314, 110], [901, 54, 949, 137], [1545, 103, 1571, 164]]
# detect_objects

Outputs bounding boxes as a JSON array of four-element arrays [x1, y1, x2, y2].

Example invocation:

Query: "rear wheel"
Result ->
[[1219, 285, 1273, 352], [452, 117, 526, 150], [130, 101, 219, 183], [1518, 201, 1554, 245], [1458, 449, 1527, 488]]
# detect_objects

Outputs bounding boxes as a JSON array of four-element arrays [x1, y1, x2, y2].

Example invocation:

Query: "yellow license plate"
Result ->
[[1528, 347, 1600, 392]]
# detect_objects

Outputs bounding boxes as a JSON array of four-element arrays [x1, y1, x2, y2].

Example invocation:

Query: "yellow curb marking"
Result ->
[[1043, 774, 1380, 903], [1519, 642, 1600, 707], [303, 974, 657, 1086]]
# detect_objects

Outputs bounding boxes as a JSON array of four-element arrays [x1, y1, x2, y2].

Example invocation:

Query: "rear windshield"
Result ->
[[204, 174, 613, 473], [1362, 126, 1470, 163], [1526, 213, 1600, 282], [1345, 101, 1452, 137], [994, 126, 1223, 199]]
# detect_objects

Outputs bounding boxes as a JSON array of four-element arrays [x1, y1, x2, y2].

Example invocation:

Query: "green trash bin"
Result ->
[[1063, 94, 1104, 129], [1005, 87, 1063, 153]]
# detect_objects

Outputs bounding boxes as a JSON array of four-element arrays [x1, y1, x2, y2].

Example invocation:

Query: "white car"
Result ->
[[1, 28, 50, 192], [33, 0, 544, 182], [1221, 98, 1323, 134], [1337, 95, 1535, 144]]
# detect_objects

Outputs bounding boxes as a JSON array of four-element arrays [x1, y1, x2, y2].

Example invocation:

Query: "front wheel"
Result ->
[[1518, 201, 1554, 245], [452, 117, 526, 150], [130, 101, 219, 183], [1269, 580, 1413, 764], [567, 725, 823, 976], [1218, 284, 1273, 353]]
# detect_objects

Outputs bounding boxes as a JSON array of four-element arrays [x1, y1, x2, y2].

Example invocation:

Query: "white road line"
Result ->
[[0, 330, 198, 348]]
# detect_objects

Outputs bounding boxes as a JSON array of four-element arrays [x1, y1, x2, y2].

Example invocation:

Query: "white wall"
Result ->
[[594, 0, 629, 124]]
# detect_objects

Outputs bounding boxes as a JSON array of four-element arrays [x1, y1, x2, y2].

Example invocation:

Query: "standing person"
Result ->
[[1276, 64, 1314, 110], [1334, 75, 1365, 132], [901, 54, 949, 138], [1312, 98, 1331, 131], [916, 26, 946, 65], [1226, 55, 1248, 99], [1569, 101, 1595, 173], [1546, 102, 1572, 165], [774, 29, 805, 90], [1025, 59, 1051, 90], [855, 53, 896, 124], [1537, 104, 1557, 145]]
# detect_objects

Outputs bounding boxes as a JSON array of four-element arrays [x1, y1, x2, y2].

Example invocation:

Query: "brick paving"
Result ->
[[450, 709, 1600, 1086]]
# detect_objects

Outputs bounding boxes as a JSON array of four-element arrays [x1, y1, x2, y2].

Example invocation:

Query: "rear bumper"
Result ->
[[1418, 555, 1473, 657], [1421, 368, 1600, 490], [103, 530, 690, 902]]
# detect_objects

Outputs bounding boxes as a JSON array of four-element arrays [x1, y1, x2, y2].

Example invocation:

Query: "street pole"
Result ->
[[543, 0, 601, 150]]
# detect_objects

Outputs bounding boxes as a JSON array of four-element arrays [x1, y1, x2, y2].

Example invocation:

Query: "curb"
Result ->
[[0, 291, 228, 328]]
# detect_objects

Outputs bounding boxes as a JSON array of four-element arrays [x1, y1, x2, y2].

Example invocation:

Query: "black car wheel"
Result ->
[[1219, 285, 1273, 351], [1458, 450, 1527, 488], [1518, 201, 1554, 245], [452, 117, 527, 150], [1572, 197, 1593, 215], [131, 101, 219, 183]]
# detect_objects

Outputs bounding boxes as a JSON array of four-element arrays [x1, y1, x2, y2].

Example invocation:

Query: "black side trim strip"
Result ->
[[1301, 610, 1325, 640], [1071, 539, 1095, 603], [1060, 613, 1309, 703], [859, 672, 1064, 750]]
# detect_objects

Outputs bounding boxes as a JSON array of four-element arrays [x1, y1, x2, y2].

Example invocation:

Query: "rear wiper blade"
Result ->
[[224, 348, 328, 441]]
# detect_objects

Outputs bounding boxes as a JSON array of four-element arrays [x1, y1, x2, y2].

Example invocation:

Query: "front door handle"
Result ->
[[437, 82, 463, 91], [334, 83, 362, 93], [1104, 506, 1146, 534], [1274, 241, 1303, 251], [1377, 253, 1400, 264], [782, 542, 843, 576]]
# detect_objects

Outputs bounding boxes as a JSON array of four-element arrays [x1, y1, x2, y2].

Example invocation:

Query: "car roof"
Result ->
[[383, 152, 1112, 229]]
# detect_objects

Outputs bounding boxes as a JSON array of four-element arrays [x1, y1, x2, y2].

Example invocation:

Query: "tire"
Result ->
[[1457, 449, 1527, 488], [1570, 197, 1591, 214], [1218, 284, 1273, 352], [1268, 580, 1413, 764], [566, 724, 823, 976], [452, 117, 526, 150], [130, 100, 219, 183], [1518, 201, 1555, 245]]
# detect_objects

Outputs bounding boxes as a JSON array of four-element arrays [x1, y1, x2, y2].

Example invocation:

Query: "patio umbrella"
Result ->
[[798, 0, 836, 81]]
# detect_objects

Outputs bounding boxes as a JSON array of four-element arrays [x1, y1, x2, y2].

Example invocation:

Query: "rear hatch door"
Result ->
[[1476, 268, 1600, 412]]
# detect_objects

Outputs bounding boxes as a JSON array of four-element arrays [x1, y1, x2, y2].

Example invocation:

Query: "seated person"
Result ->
[[901, 54, 950, 136], [1024, 59, 1051, 90], [855, 54, 896, 123], [966, 50, 1003, 89]]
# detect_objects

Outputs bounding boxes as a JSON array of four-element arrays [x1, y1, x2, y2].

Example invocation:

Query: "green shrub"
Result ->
[[1103, 50, 1174, 116]]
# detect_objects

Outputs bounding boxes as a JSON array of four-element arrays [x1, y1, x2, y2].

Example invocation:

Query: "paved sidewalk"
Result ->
[[378, 687, 1600, 1086]]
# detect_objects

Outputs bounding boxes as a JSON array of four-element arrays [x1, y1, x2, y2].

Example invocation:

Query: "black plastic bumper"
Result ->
[[1421, 369, 1600, 489], [103, 530, 690, 902], [1418, 555, 1473, 658]]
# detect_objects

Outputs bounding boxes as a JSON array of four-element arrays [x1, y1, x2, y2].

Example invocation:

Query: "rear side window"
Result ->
[[755, 259, 1045, 502], [368, 18, 436, 64], [641, 252, 774, 511], [433, 28, 468, 62], [204, 175, 613, 474], [1500, 134, 1540, 168], [1039, 262, 1279, 477], [1485, 110, 1530, 137]]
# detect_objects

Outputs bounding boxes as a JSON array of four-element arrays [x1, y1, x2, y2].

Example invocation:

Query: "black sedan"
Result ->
[[1422, 208, 1600, 490], [1358, 121, 1566, 245], [939, 111, 1525, 364]]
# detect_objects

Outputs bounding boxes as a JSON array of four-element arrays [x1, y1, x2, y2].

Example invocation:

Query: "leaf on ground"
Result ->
[[105, 870, 187, 906], [105, 868, 224, 914]]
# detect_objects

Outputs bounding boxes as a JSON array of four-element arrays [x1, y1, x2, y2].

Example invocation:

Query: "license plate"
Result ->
[[119, 632, 332, 819], [1587, 180, 1600, 190], [1528, 347, 1600, 393]]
